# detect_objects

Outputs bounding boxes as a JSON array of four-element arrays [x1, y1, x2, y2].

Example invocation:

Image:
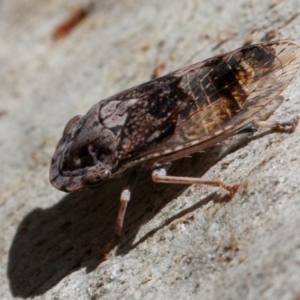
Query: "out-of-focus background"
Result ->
[[1, 1, 300, 299]]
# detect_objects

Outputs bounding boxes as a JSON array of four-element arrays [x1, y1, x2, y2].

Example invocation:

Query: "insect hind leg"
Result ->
[[251, 117, 299, 132], [237, 117, 299, 134], [152, 168, 239, 198]]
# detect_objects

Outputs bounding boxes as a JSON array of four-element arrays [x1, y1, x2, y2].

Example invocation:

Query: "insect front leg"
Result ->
[[152, 168, 239, 198], [115, 171, 137, 237]]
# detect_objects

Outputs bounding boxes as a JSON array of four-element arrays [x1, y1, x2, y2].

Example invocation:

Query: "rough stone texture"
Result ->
[[1, 1, 300, 299]]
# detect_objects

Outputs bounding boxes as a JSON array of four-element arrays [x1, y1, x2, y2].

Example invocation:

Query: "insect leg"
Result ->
[[152, 168, 239, 198], [115, 171, 137, 237], [251, 117, 299, 132], [238, 117, 299, 134]]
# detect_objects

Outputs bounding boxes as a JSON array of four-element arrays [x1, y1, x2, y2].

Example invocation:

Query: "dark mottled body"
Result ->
[[50, 40, 300, 193]]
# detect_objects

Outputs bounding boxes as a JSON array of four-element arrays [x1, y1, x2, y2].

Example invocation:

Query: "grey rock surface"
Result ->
[[1, 1, 300, 299]]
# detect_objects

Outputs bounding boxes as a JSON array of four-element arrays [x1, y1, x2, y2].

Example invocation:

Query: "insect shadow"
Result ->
[[7, 124, 290, 298]]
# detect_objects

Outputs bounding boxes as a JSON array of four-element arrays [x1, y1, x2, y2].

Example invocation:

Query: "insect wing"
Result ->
[[126, 40, 300, 162]]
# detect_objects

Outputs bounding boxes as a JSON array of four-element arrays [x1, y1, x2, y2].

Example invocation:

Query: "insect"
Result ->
[[50, 40, 300, 238]]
